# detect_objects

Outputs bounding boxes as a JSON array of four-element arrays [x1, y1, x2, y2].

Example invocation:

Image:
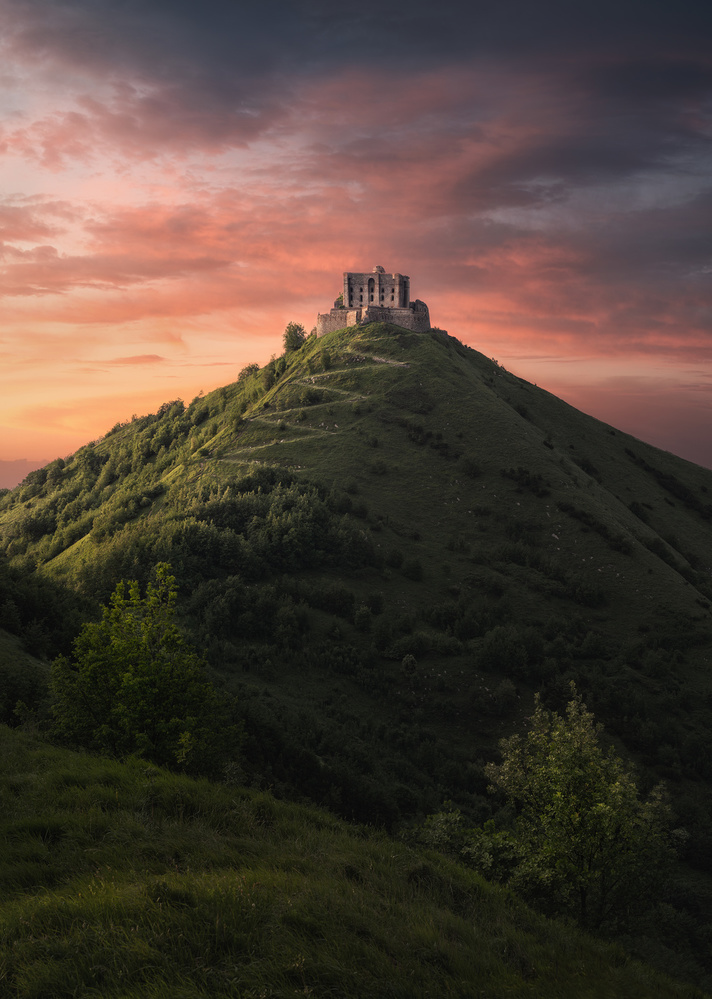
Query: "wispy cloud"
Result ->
[[107, 354, 166, 365]]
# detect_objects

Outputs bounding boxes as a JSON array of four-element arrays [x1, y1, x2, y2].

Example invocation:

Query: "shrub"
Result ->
[[50, 565, 236, 772], [401, 654, 417, 678], [354, 605, 372, 632]]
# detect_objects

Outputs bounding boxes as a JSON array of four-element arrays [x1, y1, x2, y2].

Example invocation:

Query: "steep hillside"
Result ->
[[2, 323, 712, 981], [0, 724, 705, 999], [3, 324, 712, 803]]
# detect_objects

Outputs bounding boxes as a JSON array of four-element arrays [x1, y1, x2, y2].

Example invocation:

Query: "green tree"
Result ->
[[50, 564, 233, 770], [283, 321, 306, 353], [237, 362, 259, 382], [485, 686, 673, 929]]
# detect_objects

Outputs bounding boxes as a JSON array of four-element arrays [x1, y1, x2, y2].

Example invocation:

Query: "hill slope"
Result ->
[[0, 724, 705, 999], [2, 323, 712, 806], [2, 322, 712, 981]]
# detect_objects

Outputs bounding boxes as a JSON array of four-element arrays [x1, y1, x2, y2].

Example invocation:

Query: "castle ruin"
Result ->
[[316, 266, 430, 336]]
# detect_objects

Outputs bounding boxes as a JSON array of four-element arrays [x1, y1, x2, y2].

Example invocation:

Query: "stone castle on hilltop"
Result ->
[[316, 266, 431, 336]]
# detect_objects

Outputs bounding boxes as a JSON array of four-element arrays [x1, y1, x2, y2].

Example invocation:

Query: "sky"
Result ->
[[1, 0, 711, 487]]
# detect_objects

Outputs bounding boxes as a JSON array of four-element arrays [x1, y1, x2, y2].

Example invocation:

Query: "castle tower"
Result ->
[[343, 266, 410, 310]]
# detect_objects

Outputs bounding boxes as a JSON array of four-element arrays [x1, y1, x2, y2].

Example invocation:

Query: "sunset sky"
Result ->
[[1, 0, 711, 487]]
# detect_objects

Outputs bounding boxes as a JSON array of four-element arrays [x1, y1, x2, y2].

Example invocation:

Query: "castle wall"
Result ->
[[360, 305, 431, 332], [316, 303, 430, 336], [316, 309, 362, 336]]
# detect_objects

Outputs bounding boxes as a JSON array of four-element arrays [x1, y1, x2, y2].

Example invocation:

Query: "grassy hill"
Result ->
[[0, 724, 705, 999], [2, 322, 712, 986]]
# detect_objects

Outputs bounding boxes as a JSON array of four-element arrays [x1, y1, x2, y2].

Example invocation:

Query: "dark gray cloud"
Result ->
[[7, 0, 712, 82], [5, 0, 712, 176]]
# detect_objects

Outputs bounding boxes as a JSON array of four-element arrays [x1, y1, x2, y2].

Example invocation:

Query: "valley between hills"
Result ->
[[2, 322, 712, 996]]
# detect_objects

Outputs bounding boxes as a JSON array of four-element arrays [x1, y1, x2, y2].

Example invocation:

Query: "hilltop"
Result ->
[[2, 322, 712, 985]]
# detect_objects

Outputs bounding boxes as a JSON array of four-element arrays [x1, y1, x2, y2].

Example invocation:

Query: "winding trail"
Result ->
[[220, 349, 405, 464]]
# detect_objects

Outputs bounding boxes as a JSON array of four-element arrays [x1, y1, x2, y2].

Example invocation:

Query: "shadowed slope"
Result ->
[[0, 725, 705, 999]]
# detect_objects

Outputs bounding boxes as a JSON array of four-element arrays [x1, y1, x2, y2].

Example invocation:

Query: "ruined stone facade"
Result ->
[[316, 265, 431, 336]]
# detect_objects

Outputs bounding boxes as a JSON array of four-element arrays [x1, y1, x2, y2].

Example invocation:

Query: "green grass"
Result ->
[[3, 324, 712, 985], [0, 725, 705, 999]]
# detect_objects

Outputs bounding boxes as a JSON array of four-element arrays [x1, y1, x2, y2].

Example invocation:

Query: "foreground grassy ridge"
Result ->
[[0, 727, 704, 999]]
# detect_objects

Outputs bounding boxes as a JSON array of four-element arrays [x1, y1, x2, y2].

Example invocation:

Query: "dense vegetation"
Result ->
[[2, 322, 712, 991], [423, 687, 674, 933]]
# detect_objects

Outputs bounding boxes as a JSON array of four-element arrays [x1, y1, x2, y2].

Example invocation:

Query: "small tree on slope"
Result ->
[[485, 686, 673, 930], [51, 564, 233, 771]]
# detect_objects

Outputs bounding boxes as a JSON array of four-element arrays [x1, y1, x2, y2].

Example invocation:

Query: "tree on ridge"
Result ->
[[283, 321, 306, 353]]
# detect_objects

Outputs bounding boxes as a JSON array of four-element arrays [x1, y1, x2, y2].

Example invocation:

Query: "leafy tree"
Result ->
[[480, 624, 528, 675], [237, 363, 259, 382], [283, 321, 306, 353], [485, 686, 673, 929], [50, 564, 234, 770]]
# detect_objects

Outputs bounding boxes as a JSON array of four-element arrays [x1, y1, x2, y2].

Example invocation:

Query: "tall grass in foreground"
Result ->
[[0, 726, 705, 998]]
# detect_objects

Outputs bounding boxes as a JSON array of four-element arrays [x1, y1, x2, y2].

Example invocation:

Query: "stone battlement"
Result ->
[[316, 266, 431, 336]]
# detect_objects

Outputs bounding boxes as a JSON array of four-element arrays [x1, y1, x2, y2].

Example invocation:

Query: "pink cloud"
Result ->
[[1, 85, 285, 169], [0, 199, 72, 241], [108, 354, 166, 365]]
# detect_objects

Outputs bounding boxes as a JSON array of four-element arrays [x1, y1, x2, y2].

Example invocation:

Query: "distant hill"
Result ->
[[2, 322, 712, 986], [0, 458, 50, 491]]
